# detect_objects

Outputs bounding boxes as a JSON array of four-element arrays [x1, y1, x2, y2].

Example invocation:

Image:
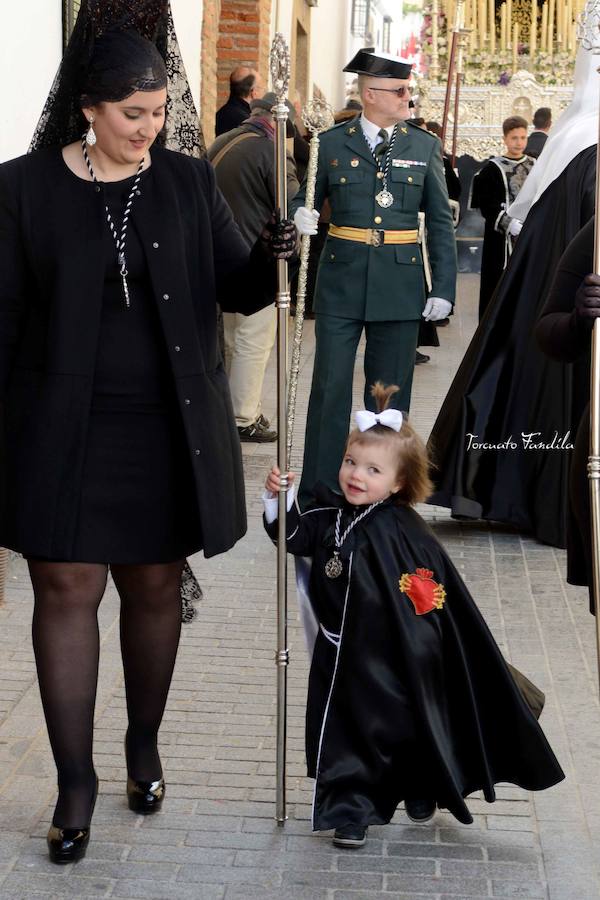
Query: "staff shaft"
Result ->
[[274, 101, 290, 827], [589, 78, 600, 694]]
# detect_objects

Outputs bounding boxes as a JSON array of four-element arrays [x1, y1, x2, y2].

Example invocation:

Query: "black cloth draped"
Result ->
[[535, 217, 594, 610], [427, 147, 596, 549]]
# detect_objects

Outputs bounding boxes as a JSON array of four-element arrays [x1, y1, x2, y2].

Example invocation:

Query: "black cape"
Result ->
[[428, 147, 596, 548], [265, 488, 564, 830]]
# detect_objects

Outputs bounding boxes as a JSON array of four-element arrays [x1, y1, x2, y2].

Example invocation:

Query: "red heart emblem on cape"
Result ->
[[399, 568, 446, 615]]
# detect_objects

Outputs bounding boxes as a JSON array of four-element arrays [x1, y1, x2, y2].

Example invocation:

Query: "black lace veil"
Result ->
[[30, 0, 204, 156]]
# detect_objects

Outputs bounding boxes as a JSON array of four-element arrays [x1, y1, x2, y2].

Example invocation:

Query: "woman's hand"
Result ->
[[575, 273, 600, 327], [265, 465, 296, 494], [261, 215, 297, 260]]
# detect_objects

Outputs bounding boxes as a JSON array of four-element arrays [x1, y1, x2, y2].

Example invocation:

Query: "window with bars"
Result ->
[[63, 0, 81, 48], [382, 16, 392, 53], [351, 0, 370, 37]]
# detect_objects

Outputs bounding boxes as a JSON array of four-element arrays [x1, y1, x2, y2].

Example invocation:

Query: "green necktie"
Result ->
[[375, 128, 389, 158]]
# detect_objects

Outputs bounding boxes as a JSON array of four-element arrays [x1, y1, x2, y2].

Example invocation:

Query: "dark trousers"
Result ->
[[299, 314, 420, 508]]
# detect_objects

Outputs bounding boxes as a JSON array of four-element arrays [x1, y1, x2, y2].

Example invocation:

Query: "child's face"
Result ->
[[503, 127, 527, 158], [339, 439, 403, 506]]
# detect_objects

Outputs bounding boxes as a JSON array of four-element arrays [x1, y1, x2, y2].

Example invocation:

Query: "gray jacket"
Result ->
[[207, 122, 299, 245]]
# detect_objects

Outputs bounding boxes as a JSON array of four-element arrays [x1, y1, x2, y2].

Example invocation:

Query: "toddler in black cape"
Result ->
[[263, 383, 564, 849]]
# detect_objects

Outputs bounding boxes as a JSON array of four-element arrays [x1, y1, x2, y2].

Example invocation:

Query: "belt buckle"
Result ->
[[369, 229, 385, 247]]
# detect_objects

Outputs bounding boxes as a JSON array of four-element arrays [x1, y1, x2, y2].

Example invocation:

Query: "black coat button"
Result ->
[[184, 398, 191, 405], [174, 345, 181, 352], [194, 449, 200, 455]]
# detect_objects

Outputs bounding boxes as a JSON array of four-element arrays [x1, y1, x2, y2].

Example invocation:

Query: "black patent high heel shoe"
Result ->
[[47, 775, 98, 865], [124, 733, 165, 814], [126, 775, 166, 814]]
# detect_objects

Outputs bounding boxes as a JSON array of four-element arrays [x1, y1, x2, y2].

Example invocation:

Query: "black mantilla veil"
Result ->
[[30, 0, 204, 156]]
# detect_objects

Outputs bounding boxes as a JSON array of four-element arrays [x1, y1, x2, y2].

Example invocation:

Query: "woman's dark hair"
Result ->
[[80, 30, 167, 107]]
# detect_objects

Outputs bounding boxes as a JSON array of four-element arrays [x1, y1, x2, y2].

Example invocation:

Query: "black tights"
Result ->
[[29, 558, 184, 828]]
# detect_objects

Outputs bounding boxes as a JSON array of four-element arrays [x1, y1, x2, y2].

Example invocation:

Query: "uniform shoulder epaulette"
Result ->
[[405, 120, 437, 140], [321, 117, 360, 138]]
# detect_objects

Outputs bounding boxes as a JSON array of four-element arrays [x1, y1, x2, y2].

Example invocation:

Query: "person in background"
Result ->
[[526, 107, 552, 159], [470, 115, 533, 319], [426, 43, 597, 553], [425, 121, 461, 203], [292, 89, 310, 184], [208, 93, 300, 442], [215, 67, 264, 137], [536, 217, 596, 613]]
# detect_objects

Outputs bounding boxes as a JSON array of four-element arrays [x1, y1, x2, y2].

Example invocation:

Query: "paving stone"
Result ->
[[110, 881, 225, 900], [387, 842, 484, 861], [385, 874, 488, 895]]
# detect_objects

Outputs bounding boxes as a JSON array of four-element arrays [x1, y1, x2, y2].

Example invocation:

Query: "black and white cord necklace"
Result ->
[[325, 499, 384, 579], [364, 125, 398, 209], [81, 136, 144, 308]]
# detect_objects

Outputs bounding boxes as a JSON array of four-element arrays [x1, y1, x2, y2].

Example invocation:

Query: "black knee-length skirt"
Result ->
[[68, 407, 203, 565]]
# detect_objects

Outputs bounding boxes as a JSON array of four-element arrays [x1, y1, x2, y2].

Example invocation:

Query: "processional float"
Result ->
[[440, 0, 469, 168], [269, 32, 333, 824], [578, 0, 600, 693]]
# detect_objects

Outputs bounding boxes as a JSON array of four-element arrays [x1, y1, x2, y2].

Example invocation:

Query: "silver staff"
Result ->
[[270, 31, 291, 826], [287, 99, 334, 464], [578, 0, 600, 690]]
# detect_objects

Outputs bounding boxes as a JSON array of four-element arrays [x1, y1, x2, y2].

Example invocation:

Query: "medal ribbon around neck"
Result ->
[[81, 137, 145, 309], [325, 499, 385, 579], [363, 124, 398, 209]]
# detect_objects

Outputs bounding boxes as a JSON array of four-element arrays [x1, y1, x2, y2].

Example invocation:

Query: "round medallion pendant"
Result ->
[[325, 554, 343, 579], [375, 189, 394, 208]]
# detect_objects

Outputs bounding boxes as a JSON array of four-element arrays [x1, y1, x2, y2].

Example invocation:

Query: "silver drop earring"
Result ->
[[86, 116, 97, 147]]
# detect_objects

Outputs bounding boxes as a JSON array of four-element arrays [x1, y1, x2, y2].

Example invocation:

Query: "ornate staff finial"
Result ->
[[270, 33, 291, 100], [302, 99, 334, 136], [577, 0, 600, 51]]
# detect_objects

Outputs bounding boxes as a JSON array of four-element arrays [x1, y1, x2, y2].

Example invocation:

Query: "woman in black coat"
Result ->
[[0, 12, 293, 863]]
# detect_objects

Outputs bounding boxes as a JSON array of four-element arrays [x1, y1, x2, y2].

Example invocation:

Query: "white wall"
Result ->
[[172, 0, 203, 115], [1, 2, 62, 162], [310, 0, 349, 109], [271, 0, 349, 109], [0, 1, 203, 164]]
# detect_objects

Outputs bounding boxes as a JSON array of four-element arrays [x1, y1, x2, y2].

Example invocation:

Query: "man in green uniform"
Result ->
[[291, 49, 457, 507]]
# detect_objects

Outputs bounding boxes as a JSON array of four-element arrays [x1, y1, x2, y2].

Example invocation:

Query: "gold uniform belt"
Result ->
[[329, 224, 418, 247]]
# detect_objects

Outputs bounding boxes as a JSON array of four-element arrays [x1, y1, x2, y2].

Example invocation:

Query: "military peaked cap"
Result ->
[[343, 48, 412, 79]]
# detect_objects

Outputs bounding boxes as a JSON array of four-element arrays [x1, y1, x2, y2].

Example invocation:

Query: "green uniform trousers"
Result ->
[[299, 313, 421, 509]]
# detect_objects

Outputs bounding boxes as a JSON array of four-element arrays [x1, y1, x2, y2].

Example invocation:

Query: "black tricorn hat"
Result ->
[[343, 48, 412, 79]]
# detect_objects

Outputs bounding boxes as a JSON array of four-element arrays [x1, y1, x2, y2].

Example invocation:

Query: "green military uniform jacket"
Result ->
[[290, 116, 457, 322]]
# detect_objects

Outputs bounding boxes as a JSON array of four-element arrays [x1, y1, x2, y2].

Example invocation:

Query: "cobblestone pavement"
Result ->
[[1, 274, 600, 899]]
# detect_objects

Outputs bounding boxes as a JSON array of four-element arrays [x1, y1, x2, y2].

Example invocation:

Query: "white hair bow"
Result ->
[[355, 409, 404, 432]]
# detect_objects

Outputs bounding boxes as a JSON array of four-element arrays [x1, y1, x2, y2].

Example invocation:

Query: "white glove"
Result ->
[[422, 297, 452, 321], [293, 206, 319, 236], [507, 218, 523, 237]]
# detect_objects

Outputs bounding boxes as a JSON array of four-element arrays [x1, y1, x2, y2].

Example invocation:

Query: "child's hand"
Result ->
[[265, 465, 296, 495]]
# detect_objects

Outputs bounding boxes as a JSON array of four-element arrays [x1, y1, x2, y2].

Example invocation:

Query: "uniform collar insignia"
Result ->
[[347, 126, 357, 134]]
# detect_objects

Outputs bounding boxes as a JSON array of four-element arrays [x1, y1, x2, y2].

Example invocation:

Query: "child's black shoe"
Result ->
[[332, 824, 368, 848], [405, 798, 436, 824]]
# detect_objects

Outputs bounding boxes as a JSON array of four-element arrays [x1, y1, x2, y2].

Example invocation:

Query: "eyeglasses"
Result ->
[[368, 86, 410, 98]]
